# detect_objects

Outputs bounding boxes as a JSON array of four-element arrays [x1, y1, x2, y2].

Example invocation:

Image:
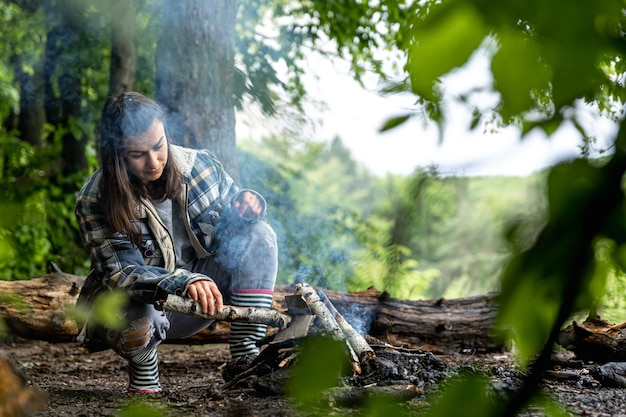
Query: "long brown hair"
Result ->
[[98, 92, 182, 246]]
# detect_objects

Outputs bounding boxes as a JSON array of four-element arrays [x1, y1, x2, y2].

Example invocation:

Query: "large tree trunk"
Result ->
[[43, 0, 87, 186], [0, 270, 503, 354], [155, 0, 238, 178], [17, 56, 46, 147], [108, 0, 136, 96]]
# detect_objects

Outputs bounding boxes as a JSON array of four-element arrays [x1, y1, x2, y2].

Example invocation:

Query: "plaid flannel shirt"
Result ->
[[75, 145, 264, 306]]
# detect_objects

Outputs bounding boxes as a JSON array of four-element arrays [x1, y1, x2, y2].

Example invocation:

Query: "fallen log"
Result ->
[[0, 269, 504, 354], [558, 317, 626, 362], [0, 268, 83, 342]]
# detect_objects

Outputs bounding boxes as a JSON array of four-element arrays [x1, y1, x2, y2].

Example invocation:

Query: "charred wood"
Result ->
[[558, 317, 626, 362]]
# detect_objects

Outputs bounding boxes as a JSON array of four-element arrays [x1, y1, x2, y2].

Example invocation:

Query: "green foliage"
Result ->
[[0, 130, 93, 280], [239, 135, 551, 305], [0, 2, 44, 121], [239, 136, 440, 297], [497, 157, 626, 365], [90, 291, 130, 331], [492, 30, 551, 119], [406, 1, 489, 102], [425, 372, 502, 416], [286, 336, 351, 411], [598, 268, 626, 323], [116, 400, 164, 417], [362, 0, 626, 413]]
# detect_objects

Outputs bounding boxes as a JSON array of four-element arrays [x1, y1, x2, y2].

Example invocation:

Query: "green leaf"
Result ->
[[425, 372, 502, 417], [91, 291, 130, 331], [496, 265, 560, 365], [406, 1, 489, 101], [117, 400, 164, 417], [492, 29, 550, 119], [286, 336, 350, 409], [379, 114, 411, 132]]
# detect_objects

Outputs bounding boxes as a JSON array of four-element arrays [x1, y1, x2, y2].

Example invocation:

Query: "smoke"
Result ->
[[339, 302, 376, 335]]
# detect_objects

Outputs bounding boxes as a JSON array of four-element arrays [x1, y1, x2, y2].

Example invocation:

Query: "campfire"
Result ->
[[155, 282, 448, 399]]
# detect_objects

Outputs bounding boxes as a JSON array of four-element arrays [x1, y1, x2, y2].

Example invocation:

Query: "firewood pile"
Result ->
[[158, 282, 449, 399]]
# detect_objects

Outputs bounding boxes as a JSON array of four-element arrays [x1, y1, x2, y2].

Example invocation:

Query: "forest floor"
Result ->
[[3, 338, 626, 417]]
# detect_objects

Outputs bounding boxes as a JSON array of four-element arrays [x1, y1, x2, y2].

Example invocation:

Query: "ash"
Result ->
[[353, 348, 447, 388]]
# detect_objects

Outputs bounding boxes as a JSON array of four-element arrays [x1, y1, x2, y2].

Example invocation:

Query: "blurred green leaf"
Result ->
[[407, 1, 489, 101], [492, 29, 550, 119], [287, 336, 350, 410], [379, 114, 412, 132], [361, 394, 412, 416], [496, 265, 560, 365], [91, 291, 130, 331], [425, 372, 502, 417], [116, 400, 164, 417], [532, 393, 573, 417]]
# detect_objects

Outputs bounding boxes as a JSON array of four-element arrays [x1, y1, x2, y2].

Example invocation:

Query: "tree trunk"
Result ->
[[17, 56, 46, 147], [108, 0, 136, 96], [43, 0, 87, 186], [155, 0, 238, 178], [0, 270, 504, 354]]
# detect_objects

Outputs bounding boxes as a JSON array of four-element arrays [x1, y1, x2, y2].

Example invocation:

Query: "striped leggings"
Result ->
[[104, 219, 278, 389]]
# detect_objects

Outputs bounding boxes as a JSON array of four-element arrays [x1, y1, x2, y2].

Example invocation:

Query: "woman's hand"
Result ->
[[233, 191, 263, 220], [186, 279, 223, 315]]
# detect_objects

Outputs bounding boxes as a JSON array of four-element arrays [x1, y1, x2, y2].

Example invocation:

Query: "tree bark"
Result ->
[[17, 55, 46, 147], [43, 0, 87, 185], [0, 271, 503, 354], [108, 0, 136, 96], [155, 0, 238, 178]]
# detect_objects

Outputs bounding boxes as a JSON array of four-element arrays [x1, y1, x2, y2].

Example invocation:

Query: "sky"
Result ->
[[237, 51, 619, 177]]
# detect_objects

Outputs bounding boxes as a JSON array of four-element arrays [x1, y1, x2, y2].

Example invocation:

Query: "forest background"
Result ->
[[2, 0, 626, 415], [0, 0, 554, 302]]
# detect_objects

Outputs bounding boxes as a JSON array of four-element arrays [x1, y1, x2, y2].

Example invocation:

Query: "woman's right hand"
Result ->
[[186, 279, 224, 315]]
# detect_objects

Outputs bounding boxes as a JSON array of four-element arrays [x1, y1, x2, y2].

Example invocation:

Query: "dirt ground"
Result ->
[[3, 338, 626, 417]]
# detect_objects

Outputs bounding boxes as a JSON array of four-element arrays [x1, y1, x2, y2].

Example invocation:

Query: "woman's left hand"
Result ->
[[233, 191, 263, 219], [187, 279, 223, 315]]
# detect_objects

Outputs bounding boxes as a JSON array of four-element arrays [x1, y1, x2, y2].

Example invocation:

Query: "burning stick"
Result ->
[[317, 288, 377, 363], [155, 295, 292, 328], [295, 283, 362, 373], [294, 283, 343, 340]]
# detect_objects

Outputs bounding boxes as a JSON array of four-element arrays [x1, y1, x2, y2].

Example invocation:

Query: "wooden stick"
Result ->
[[155, 295, 292, 329], [317, 289, 377, 363], [295, 283, 362, 373], [294, 283, 343, 339]]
